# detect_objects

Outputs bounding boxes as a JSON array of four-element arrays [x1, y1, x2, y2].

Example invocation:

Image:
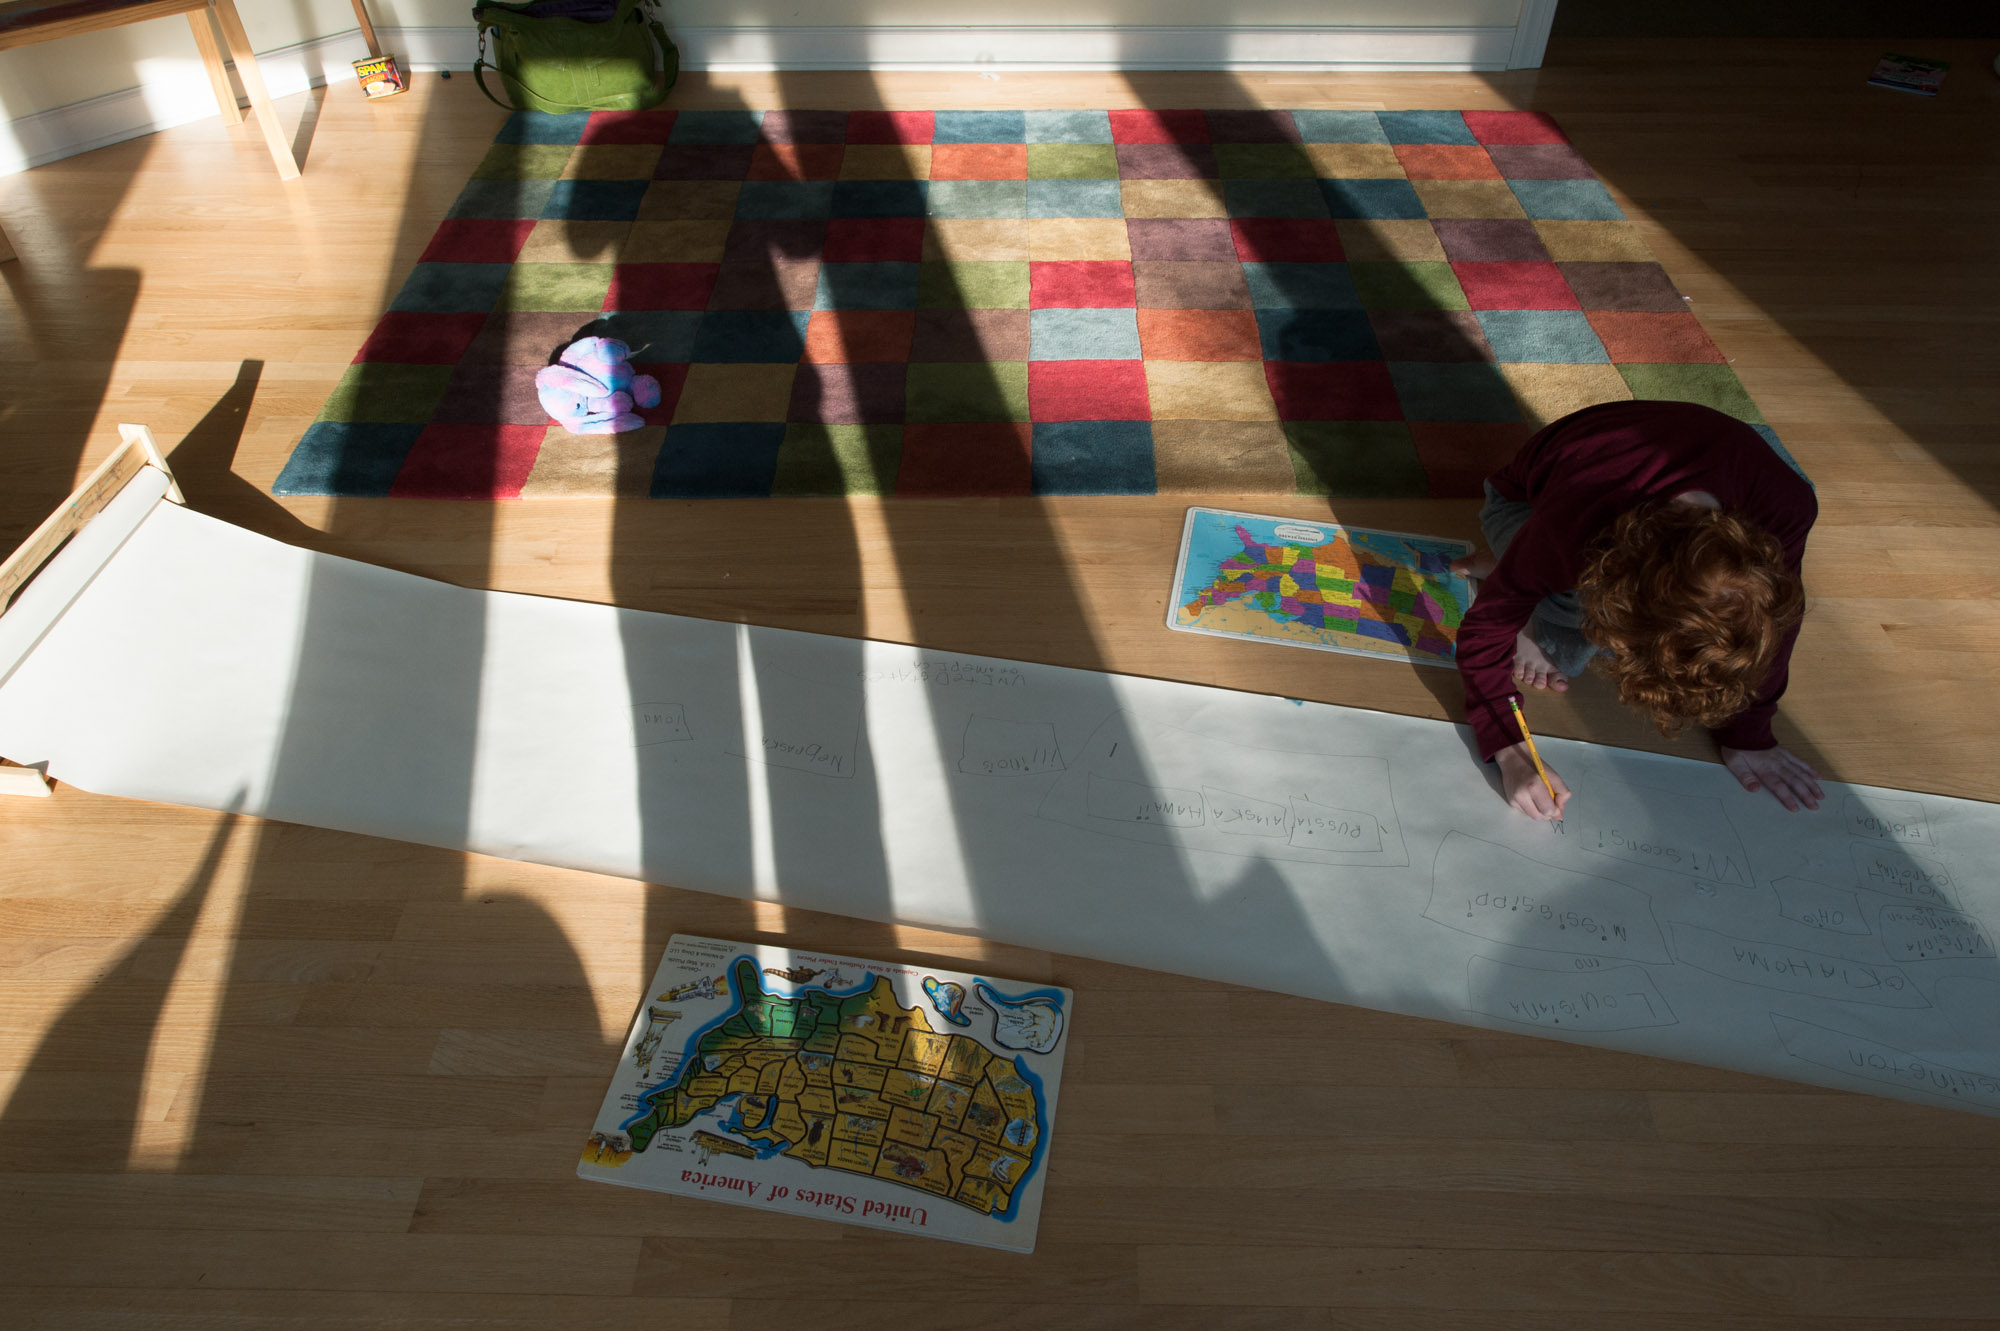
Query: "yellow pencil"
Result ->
[[1508, 696, 1562, 814]]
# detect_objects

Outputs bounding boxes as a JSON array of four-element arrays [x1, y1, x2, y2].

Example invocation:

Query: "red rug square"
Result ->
[[419, 219, 536, 264], [1462, 110, 1570, 145], [1229, 219, 1345, 263], [581, 109, 678, 144], [1109, 109, 1211, 144], [605, 263, 718, 311], [1264, 361, 1403, 420], [897, 422, 1034, 494], [1030, 261, 1138, 309], [1029, 361, 1151, 420], [355, 313, 490, 364], [1452, 261, 1581, 310], [824, 217, 926, 262], [847, 111, 935, 144], [390, 424, 547, 498]]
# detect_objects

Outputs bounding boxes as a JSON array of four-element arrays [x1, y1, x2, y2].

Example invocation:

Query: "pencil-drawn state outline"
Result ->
[[1466, 955, 1677, 1032], [1772, 1013, 2000, 1114], [974, 982, 1066, 1054], [958, 716, 1065, 777], [1423, 832, 1669, 963], [1843, 794, 1931, 846], [1770, 877, 1872, 936], [631, 701, 693, 747], [1850, 841, 1960, 910], [723, 674, 864, 780], [1036, 713, 1407, 866], [1554, 783, 1753, 888], [1877, 905, 1995, 963], [1670, 922, 1929, 1008]]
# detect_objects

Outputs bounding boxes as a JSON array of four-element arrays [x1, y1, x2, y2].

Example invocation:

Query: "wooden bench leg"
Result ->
[[207, 0, 301, 181], [188, 8, 244, 125], [350, 0, 383, 59]]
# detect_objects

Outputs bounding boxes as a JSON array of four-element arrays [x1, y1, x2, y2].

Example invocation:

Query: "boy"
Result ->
[[1452, 400, 1822, 821]]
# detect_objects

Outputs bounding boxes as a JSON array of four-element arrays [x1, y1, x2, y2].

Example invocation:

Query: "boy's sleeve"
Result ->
[[1457, 514, 1567, 761]]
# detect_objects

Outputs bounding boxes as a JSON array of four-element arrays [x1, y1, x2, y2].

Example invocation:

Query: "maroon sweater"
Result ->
[[1459, 400, 1817, 762]]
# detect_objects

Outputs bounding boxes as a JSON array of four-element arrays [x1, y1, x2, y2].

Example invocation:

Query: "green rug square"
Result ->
[[919, 261, 1030, 309], [1351, 262, 1470, 311], [1285, 421, 1428, 497], [1027, 143, 1120, 179], [495, 262, 616, 313], [1616, 363, 1766, 424], [772, 424, 904, 495], [472, 144, 575, 181], [1216, 143, 1317, 180], [906, 361, 1031, 422], [314, 363, 456, 425]]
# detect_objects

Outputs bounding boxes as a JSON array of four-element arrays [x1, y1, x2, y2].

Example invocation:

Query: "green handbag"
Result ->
[[472, 0, 678, 114]]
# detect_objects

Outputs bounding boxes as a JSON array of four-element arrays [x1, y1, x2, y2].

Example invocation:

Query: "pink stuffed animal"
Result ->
[[535, 336, 662, 434]]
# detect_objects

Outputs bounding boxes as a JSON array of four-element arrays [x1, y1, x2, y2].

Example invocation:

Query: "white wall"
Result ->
[[0, 0, 1552, 174]]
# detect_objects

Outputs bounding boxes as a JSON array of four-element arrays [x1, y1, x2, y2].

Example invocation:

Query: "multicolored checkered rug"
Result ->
[[274, 107, 1770, 500]]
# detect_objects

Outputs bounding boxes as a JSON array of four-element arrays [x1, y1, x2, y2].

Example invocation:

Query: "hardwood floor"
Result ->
[[2, 39, 1998, 1327]]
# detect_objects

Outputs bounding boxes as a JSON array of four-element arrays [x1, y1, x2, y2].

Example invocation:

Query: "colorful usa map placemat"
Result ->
[[274, 107, 1770, 500], [1169, 506, 1473, 666], [579, 934, 1070, 1253]]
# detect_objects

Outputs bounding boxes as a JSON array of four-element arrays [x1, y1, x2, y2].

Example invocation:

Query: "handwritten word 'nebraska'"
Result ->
[[767, 1185, 929, 1226], [762, 738, 846, 774], [861, 662, 1027, 689]]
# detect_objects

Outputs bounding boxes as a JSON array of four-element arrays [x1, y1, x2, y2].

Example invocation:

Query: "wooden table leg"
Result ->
[[187, 8, 244, 125], [206, 0, 301, 181], [0, 221, 15, 264], [350, 0, 383, 59]]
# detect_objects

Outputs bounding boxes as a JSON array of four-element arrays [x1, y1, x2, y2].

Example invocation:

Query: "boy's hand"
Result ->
[[1495, 742, 1571, 821], [1721, 744, 1823, 812]]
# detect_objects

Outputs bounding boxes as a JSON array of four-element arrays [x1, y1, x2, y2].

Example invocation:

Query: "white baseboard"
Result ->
[[675, 24, 1523, 72], [1, 18, 1555, 177]]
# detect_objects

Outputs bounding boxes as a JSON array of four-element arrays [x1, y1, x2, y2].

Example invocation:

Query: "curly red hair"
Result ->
[[1577, 501, 1804, 737]]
